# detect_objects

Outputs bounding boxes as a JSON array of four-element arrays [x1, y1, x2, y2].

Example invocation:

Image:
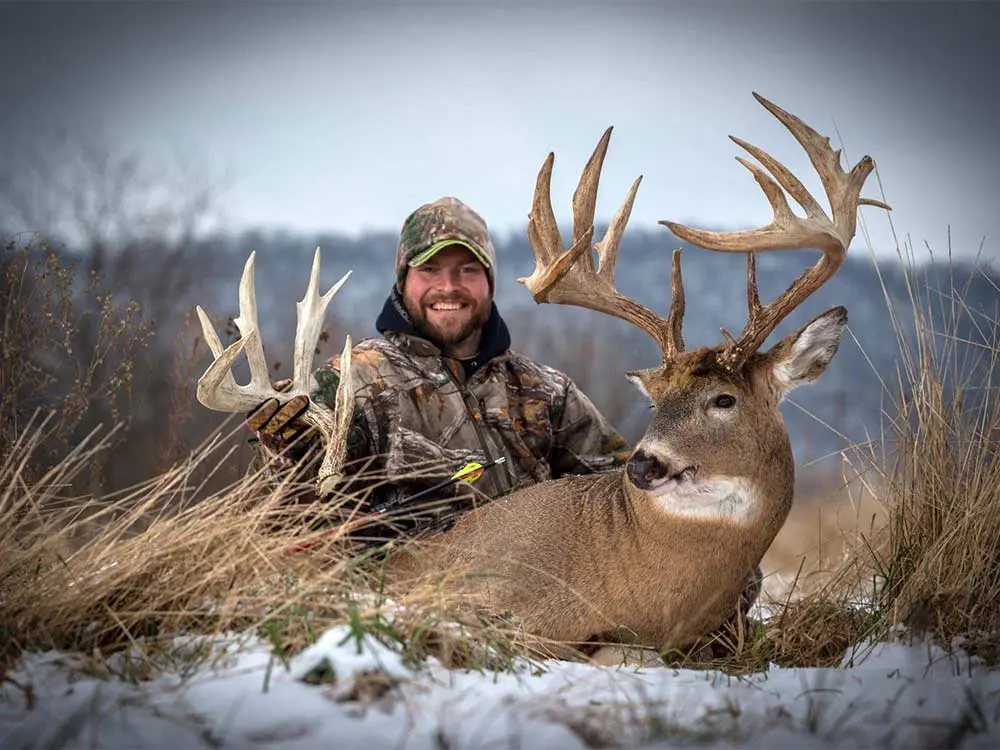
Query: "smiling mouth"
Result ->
[[428, 301, 470, 314]]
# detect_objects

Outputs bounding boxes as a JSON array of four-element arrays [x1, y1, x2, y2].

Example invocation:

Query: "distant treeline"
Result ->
[[4, 226, 997, 495], [197, 226, 999, 456]]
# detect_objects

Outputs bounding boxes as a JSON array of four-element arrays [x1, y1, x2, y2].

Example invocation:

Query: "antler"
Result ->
[[195, 248, 355, 495], [662, 92, 892, 372], [521, 127, 687, 361]]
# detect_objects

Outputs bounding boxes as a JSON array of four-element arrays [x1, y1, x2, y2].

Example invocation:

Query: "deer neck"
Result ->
[[622, 441, 795, 548]]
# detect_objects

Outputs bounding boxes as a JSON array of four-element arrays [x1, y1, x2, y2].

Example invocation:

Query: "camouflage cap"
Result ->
[[396, 197, 497, 292]]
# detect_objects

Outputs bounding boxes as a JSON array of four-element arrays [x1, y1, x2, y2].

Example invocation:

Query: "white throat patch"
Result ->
[[648, 475, 761, 525]]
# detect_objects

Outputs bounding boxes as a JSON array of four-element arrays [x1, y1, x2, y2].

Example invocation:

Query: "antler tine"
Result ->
[[195, 252, 273, 413], [317, 334, 354, 496], [751, 94, 892, 229], [746, 252, 761, 320], [520, 129, 685, 362], [570, 127, 613, 275], [195, 249, 355, 496], [195, 304, 235, 387], [666, 249, 685, 356], [662, 92, 892, 371], [194, 326, 259, 411], [595, 173, 642, 289], [232, 252, 270, 391], [293, 247, 352, 392], [528, 152, 566, 269]]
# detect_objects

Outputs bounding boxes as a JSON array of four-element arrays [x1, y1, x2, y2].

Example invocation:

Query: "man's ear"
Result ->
[[763, 306, 847, 399]]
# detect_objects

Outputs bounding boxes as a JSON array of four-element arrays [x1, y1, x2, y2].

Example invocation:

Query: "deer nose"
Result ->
[[626, 449, 672, 490]]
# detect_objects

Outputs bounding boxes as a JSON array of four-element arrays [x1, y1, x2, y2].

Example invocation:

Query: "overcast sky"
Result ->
[[1, 1, 997, 262]]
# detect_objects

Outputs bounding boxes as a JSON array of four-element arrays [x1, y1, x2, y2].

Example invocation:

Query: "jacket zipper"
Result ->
[[442, 364, 513, 498]]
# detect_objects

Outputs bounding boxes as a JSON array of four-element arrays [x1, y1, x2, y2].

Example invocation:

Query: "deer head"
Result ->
[[521, 93, 890, 525], [194, 248, 356, 495]]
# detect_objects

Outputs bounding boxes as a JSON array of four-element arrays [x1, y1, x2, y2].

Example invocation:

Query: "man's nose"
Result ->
[[437, 269, 462, 291]]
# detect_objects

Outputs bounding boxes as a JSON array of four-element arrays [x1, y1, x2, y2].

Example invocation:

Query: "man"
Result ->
[[247, 196, 632, 539]]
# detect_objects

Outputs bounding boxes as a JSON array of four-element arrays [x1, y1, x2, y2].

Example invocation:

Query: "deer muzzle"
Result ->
[[626, 449, 696, 492]]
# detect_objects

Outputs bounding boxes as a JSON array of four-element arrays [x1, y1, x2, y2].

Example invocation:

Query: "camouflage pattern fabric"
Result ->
[[252, 331, 632, 535], [250, 193, 628, 537]]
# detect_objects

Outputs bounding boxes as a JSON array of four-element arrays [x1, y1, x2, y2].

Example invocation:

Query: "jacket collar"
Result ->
[[375, 286, 511, 368]]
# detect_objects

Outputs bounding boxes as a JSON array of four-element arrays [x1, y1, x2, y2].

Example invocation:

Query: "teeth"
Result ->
[[431, 303, 463, 311]]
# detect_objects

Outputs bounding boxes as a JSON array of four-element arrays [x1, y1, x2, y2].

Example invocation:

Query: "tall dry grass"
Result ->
[[769, 239, 1000, 666], [761, 469, 886, 599], [1, 230, 997, 677], [0, 413, 557, 677]]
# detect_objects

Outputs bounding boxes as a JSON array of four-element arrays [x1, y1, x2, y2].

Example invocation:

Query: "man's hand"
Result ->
[[246, 378, 314, 451]]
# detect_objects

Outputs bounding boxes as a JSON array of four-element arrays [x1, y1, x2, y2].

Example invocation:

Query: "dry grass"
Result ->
[[0, 415, 563, 678], [2, 233, 998, 679], [762, 470, 887, 600], [771, 241, 1000, 665]]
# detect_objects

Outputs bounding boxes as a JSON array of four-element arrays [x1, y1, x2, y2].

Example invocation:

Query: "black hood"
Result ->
[[375, 287, 511, 366]]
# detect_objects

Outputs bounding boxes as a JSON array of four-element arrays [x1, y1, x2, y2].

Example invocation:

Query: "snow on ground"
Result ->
[[3, 626, 1000, 749]]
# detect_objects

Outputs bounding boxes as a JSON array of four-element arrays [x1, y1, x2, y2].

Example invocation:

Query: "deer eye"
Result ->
[[713, 394, 736, 409]]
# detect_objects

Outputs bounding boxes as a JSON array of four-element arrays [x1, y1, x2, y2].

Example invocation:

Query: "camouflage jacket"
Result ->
[[254, 289, 631, 533]]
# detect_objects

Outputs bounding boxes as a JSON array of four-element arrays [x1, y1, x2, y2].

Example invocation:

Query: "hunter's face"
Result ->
[[403, 245, 491, 356]]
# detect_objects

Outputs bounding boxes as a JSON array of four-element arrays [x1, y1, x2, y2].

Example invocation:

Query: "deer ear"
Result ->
[[625, 368, 656, 404], [765, 306, 847, 397]]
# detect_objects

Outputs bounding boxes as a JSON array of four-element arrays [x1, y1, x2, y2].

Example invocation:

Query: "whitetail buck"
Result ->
[[384, 93, 890, 655], [194, 92, 889, 658]]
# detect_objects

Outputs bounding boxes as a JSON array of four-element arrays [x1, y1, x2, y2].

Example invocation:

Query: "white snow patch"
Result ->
[[2, 625, 1000, 749]]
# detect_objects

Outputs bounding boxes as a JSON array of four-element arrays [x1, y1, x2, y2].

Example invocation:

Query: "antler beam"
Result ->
[[195, 248, 354, 494], [521, 127, 687, 361], [661, 92, 891, 371]]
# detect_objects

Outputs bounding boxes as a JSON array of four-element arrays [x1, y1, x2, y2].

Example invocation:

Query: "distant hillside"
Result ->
[[190, 226, 997, 467]]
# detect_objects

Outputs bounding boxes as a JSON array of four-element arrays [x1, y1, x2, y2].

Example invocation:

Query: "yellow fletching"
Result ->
[[452, 462, 485, 483]]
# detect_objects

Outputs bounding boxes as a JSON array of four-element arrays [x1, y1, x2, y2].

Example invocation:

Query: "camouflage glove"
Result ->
[[246, 379, 316, 463]]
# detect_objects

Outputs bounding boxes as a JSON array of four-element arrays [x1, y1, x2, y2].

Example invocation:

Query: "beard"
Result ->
[[404, 292, 492, 350]]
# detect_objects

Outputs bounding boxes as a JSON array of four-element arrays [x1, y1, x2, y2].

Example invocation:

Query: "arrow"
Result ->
[[284, 456, 508, 555]]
